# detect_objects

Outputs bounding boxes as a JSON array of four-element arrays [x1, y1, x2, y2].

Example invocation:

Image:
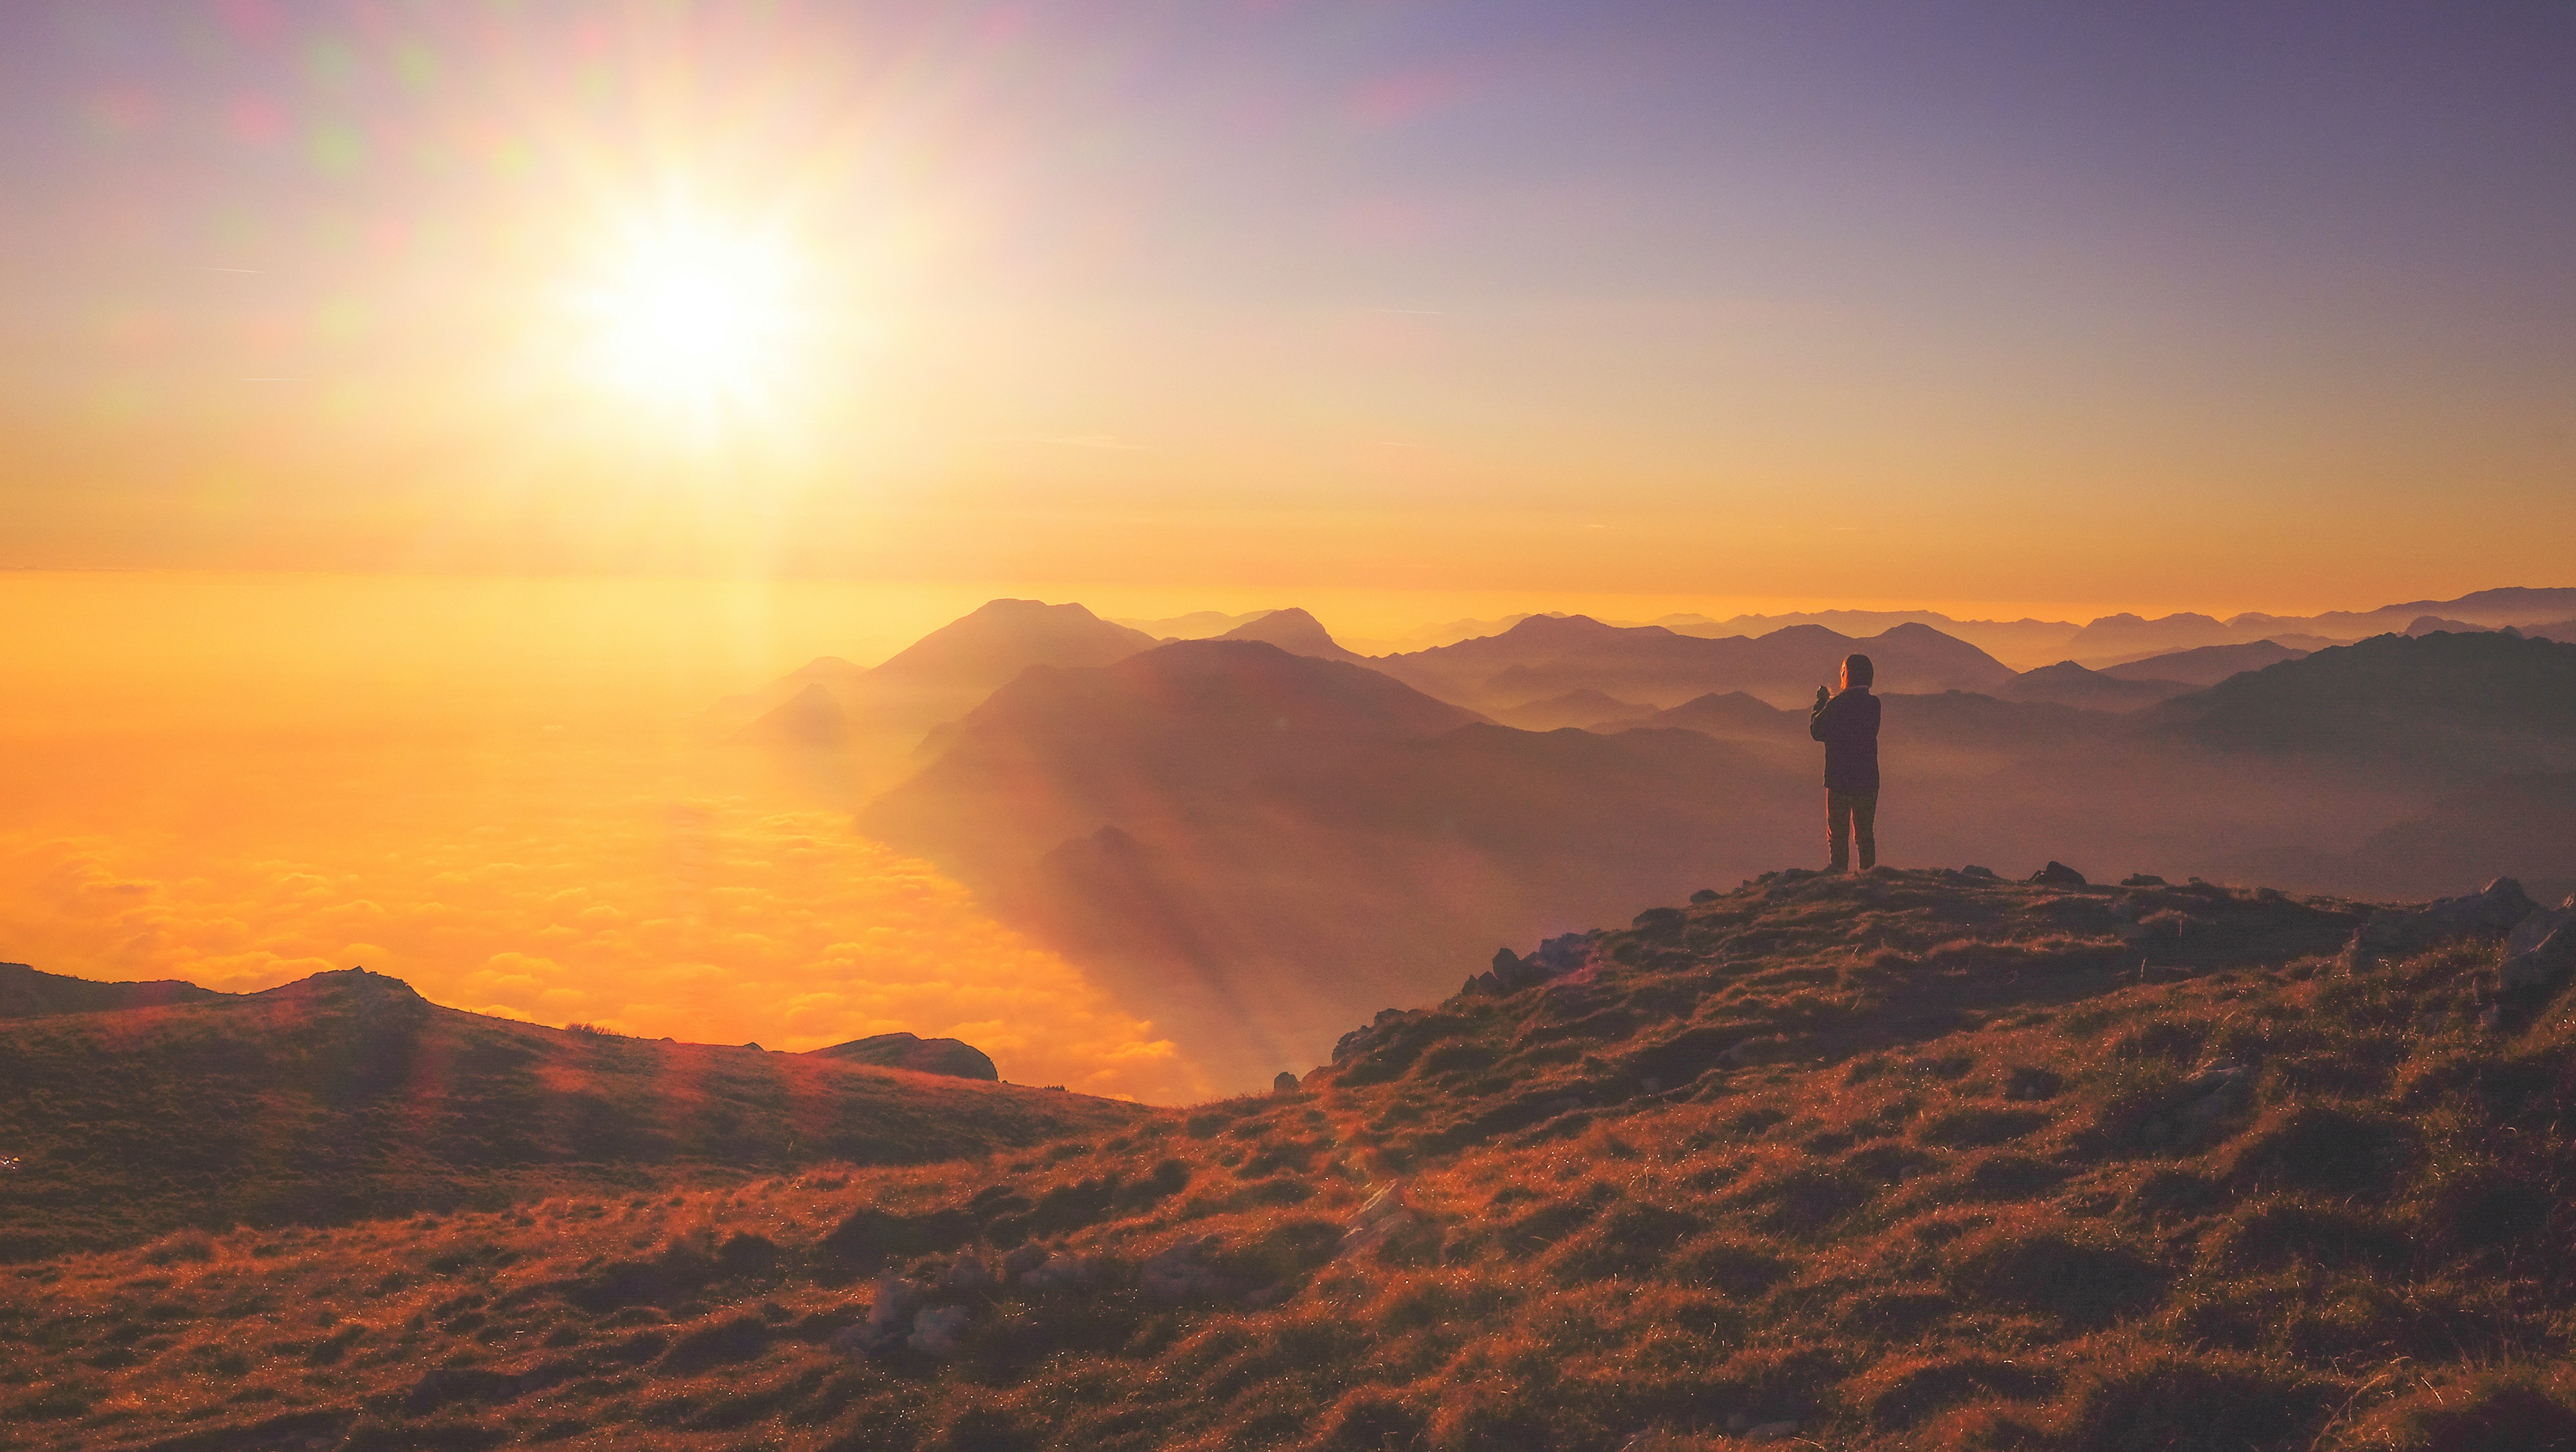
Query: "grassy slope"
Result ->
[[9, 873, 2576, 1450], [0, 970, 1138, 1262]]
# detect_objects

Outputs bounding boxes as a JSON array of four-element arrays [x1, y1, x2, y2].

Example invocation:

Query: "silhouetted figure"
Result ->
[[1809, 652, 1881, 871]]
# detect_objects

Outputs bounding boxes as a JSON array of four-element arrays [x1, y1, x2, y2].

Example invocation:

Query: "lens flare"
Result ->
[[578, 210, 805, 426]]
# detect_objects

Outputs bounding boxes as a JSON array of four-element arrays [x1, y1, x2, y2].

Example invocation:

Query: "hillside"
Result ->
[[709, 600, 1161, 754], [862, 633, 2576, 1088], [0, 962, 222, 1019], [863, 642, 1811, 1086], [2144, 629, 2576, 780], [13, 872, 2576, 1450], [0, 969, 1136, 1262], [2001, 662, 2190, 712], [2099, 640, 2308, 685]]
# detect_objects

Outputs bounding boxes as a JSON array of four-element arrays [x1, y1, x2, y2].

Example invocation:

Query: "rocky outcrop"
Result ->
[[809, 1032, 999, 1081], [2347, 878, 2538, 967], [1456, 931, 1602, 999], [2501, 896, 2576, 991]]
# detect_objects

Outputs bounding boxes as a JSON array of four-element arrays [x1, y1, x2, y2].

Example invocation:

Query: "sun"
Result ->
[[578, 211, 805, 422]]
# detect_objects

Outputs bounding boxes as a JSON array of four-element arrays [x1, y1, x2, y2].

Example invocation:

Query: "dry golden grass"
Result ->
[[8, 870, 2576, 1450]]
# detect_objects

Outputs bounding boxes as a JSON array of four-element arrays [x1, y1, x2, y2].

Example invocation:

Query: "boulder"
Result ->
[[2349, 878, 2540, 967], [808, 1032, 999, 1081], [1017, 1252, 1097, 1290], [2029, 861, 2088, 886], [940, 1255, 993, 1293], [907, 1304, 972, 1357], [1462, 932, 1599, 998], [1273, 1070, 1302, 1094], [1961, 865, 2001, 881], [2500, 896, 2576, 992], [2122, 874, 2168, 887], [1338, 1182, 1412, 1259], [832, 1274, 924, 1356]]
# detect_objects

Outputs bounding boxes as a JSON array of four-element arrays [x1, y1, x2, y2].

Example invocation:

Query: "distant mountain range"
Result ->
[[1636, 587, 2576, 668], [1368, 614, 2017, 710], [845, 624, 2576, 1089], [698, 590, 2576, 1088]]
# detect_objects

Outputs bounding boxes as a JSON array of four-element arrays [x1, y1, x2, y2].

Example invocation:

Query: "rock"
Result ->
[[2029, 861, 2088, 886], [1334, 1009, 1419, 1060], [1689, 889, 1721, 903], [2500, 898, 2576, 991], [1961, 864, 2000, 881], [907, 1304, 971, 1357], [808, 1032, 999, 1081], [2179, 1063, 2251, 1123], [1462, 934, 1598, 998], [2122, 873, 2167, 886], [1633, 906, 1688, 932], [2349, 878, 2541, 967], [1001, 1243, 1050, 1278], [1018, 1253, 1098, 1290], [1241, 1281, 1289, 1309], [1273, 1070, 1301, 1094], [835, 1274, 923, 1356], [941, 1256, 993, 1292], [1339, 1182, 1414, 1258]]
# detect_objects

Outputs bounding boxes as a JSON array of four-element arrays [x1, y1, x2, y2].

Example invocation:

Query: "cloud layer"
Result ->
[[0, 730, 1205, 1103]]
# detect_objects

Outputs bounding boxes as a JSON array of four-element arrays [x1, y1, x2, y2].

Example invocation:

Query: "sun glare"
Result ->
[[580, 213, 804, 423]]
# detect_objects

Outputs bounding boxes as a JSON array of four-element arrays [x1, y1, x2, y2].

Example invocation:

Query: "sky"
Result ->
[[2, 0, 2571, 616]]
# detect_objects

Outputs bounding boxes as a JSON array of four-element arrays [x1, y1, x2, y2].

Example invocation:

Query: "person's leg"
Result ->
[[1827, 792, 1852, 872], [1853, 791, 1878, 871]]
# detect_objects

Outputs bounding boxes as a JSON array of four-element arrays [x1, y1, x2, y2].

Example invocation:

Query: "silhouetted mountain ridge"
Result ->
[[0, 966, 1129, 1259], [0, 962, 225, 1019], [1372, 615, 2015, 710]]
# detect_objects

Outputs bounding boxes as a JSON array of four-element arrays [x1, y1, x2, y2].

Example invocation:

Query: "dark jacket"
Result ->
[[1809, 687, 1881, 793]]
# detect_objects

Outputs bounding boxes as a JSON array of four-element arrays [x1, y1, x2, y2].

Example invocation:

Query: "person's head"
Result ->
[[1841, 653, 1874, 691]]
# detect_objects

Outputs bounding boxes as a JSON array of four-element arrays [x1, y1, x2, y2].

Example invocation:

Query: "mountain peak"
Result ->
[[256, 966, 425, 1002], [867, 600, 1160, 691], [1216, 607, 1367, 662]]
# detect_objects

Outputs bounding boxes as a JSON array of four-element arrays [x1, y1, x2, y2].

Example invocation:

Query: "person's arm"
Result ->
[[1809, 689, 1836, 742]]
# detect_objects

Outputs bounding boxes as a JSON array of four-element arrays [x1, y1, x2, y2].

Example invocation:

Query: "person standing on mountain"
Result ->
[[1809, 652, 1881, 872]]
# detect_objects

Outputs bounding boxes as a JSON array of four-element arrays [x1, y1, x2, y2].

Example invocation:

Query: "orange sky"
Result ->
[[3, 5, 2570, 608]]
